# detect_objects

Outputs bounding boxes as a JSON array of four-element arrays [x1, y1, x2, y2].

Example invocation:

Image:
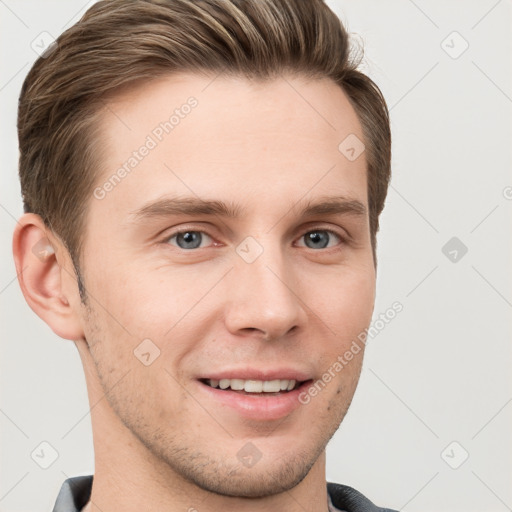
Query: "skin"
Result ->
[[13, 73, 376, 512]]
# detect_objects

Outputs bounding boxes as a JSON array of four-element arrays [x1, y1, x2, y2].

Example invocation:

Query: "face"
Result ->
[[78, 73, 375, 497]]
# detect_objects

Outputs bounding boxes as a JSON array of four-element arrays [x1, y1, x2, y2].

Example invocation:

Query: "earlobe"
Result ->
[[12, 213, 85, 341]]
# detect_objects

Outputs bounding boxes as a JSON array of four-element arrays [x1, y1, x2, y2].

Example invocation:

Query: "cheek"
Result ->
[[85, 251, 225, 341], [84, 261, 170, 341], [312, 266, 375, 378], [83, 308, 183, 426], [314, 266, 376, 336], [82, 306, 132, 379]]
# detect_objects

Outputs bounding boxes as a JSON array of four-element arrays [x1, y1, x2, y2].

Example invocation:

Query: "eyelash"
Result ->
[[162, 226, 348, 251]]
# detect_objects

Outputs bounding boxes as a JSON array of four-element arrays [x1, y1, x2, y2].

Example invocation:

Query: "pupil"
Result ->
[[177, 231, 201, 249], [305, 231, 329, 249]]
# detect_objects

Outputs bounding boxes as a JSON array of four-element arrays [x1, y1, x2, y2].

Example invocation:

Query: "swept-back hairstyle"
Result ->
[[18, 0, 391, 286]]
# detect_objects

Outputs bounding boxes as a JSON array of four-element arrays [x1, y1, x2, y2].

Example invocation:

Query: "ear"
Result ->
[[12, 213, 85, 341]]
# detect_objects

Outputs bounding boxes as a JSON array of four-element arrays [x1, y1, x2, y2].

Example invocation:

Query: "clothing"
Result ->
[[52, 475, 397, 512]]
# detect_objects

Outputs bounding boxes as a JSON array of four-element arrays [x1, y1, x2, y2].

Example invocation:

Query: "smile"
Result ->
[[201, 378, 304, 394]]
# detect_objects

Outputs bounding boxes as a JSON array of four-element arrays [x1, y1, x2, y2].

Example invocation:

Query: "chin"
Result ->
[[180, 451, 317, 498]]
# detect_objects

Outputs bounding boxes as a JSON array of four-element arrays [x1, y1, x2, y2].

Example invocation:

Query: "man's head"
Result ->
[[13, 0, 391, 503], [17, 0, 390, 289]]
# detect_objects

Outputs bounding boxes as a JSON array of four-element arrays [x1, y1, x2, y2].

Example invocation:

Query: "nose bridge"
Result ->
[[225, 235, 305, 338]]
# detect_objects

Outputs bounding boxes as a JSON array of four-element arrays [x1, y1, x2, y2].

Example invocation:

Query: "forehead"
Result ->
[[93, 73, 368, 217]]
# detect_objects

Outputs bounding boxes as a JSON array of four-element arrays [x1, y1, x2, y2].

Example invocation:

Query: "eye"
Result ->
[[296, 229, 343, 250], [165, 230, 213, 250]]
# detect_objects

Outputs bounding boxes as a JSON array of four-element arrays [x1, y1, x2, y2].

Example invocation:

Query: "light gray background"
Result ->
[[1, 1, 511, 511]]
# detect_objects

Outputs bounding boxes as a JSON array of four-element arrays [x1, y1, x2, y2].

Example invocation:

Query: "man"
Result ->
[[12, 0, 394, 511]]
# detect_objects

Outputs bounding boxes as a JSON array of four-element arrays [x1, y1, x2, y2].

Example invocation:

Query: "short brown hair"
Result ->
[[18, 0, 391, 288]]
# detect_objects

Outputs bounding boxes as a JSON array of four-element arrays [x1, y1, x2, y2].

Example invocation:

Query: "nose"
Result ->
[[223, 241, 307, 341]]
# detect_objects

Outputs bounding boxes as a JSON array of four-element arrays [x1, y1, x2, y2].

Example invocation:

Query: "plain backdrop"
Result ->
[[1, 1, 511, 511]]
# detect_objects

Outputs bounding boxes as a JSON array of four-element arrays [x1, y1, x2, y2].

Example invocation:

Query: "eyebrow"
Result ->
[[128, 195, 367, 222]]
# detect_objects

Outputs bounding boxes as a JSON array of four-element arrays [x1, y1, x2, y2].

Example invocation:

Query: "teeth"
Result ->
[[245, 380, 263, 392], [230, 378, 245, 390], [207, 378, 298, 393], [262, 380, 281, 392]]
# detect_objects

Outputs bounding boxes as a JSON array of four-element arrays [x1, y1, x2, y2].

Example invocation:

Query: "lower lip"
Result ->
[[196, 380, 312, 421]]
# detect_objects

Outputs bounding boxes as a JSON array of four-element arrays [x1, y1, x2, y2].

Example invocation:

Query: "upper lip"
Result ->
[[198, 368, 313, 382]]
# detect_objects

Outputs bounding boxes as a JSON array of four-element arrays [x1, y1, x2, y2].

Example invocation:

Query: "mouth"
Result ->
[[196, 376, 314, 420], [199, 378, 310, 396]]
